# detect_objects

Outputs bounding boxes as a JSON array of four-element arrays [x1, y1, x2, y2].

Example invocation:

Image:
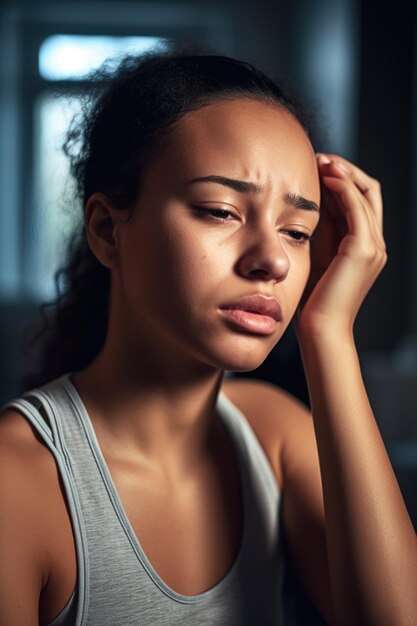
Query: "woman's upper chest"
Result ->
[[107, 434, 244, 590]]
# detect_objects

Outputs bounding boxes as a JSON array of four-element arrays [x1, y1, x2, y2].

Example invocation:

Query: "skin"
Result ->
[[1, 97, 416, 625]]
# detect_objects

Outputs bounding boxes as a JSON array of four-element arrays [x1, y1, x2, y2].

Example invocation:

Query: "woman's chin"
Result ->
[[207, 332, 282, 372], [221, 358, 269, 373], [211, 344, 276, 373]]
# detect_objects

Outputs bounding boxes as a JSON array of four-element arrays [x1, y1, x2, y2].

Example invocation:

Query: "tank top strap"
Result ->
[[2, 374, 76, 459], [2, 394, 54, 447]]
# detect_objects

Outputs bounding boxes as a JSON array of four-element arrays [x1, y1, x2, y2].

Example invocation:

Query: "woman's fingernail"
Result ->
[[316, 153, 331, 164]]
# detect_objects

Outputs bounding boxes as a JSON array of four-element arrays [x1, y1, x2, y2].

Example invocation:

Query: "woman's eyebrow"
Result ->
[[284, 192, 320, 213], [188, 175, 319, 212]]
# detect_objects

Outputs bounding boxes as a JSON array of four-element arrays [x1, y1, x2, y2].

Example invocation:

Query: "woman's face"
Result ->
[[113, 98, 320, 371]]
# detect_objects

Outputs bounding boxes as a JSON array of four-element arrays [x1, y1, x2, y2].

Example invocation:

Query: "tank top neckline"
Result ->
[[61, 373, 250, 604]]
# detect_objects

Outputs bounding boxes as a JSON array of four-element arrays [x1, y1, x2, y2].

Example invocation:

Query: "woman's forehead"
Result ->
[[144, 99, 319, 198], [173, 99, 309, 153]]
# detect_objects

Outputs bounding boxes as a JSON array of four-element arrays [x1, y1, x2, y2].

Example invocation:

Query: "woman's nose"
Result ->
[[237, 230, 290, 283]]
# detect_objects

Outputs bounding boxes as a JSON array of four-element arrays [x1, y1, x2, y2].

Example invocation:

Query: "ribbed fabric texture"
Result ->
[[5, 373, 285, 626]]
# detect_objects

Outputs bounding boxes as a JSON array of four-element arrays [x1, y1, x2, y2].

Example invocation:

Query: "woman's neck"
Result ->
[[70, 337, 226, 474]]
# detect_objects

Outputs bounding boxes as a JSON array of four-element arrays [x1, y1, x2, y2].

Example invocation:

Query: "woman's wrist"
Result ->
[[295, 317, 355, 349]]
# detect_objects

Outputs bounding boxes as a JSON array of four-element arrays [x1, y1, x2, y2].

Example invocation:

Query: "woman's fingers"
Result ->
[[316, 153, 384, 232], [316, 155, 385, 250], [320, 176, 374, 248], [319, 174, 387, 276], [317, 158, 373, 233]]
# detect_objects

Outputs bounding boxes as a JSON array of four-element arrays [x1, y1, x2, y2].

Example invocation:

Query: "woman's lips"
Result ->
[[218, 308, 280, 335], [219, 294, 282, 335]]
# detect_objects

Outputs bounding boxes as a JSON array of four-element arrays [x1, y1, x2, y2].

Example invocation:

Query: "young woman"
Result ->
[[0, 51, 416, 626]]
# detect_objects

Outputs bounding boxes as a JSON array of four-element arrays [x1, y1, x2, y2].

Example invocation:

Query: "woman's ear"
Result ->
[[85, 192, 128, 268]]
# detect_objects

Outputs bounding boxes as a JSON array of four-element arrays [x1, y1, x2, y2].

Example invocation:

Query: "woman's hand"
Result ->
[[295, 153, 387, 339]]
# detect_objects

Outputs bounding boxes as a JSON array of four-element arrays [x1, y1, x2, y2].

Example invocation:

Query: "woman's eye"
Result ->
[[192, 206, 237, 221], [281, 229, 312, 246]]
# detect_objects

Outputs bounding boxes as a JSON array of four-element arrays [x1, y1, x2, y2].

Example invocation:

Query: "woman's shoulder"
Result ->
[[221, 377, 316, 490], [0, 406, 50, 471], [221, 376, 313, 440], [222, 375, 309, 411], [0, 407, 60, 528], [0, 408, 54, 610], [0, 407, 70, 568]]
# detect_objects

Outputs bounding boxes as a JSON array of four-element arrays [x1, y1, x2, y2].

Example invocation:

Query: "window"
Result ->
[[29, 35, 167, 299]]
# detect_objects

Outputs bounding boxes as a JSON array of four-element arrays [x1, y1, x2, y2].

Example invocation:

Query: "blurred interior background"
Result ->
[[0, 0, 416, 621]]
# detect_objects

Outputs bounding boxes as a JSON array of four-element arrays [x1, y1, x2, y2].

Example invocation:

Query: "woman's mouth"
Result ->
[[218, 295, 282, 335]]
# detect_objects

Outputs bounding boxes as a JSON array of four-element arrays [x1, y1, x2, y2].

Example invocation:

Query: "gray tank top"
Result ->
[[5, 373, 285, 625]]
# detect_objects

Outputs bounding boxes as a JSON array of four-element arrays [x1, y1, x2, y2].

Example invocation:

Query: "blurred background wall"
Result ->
[[0, 0, 416, 622]]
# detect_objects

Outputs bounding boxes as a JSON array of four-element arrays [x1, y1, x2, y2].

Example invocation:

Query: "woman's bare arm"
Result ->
[[294, 154, 417, 625], [297, 331, 417, 626]]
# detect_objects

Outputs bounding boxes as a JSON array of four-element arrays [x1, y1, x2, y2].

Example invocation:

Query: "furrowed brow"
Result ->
[[188, 176, 319, 212], [188, 175, 263, 194]]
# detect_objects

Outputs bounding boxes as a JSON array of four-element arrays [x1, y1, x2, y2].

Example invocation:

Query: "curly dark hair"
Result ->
[[21, 46, 322, 391]]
